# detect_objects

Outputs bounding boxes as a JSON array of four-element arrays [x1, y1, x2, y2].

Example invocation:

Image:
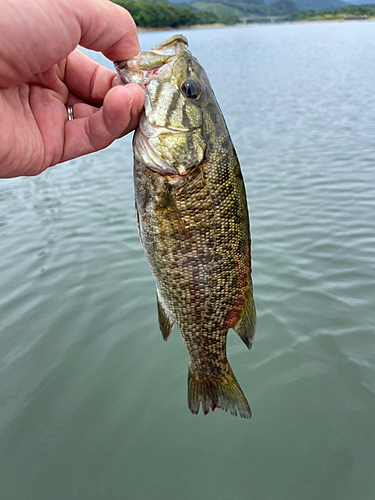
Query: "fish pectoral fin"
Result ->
[[156, 293, 174, 341], [164, 185, 189, 239], [135, 201, 143, 246], [233, 287, 256, 350], [188, 364, 251, 419]]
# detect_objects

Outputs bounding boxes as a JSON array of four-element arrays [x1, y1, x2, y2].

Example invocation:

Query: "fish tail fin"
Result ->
[[188, 365, 251, 419]]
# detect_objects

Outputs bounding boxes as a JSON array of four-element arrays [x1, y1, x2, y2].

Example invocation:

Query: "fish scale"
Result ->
[[115, 34, 256, 418]]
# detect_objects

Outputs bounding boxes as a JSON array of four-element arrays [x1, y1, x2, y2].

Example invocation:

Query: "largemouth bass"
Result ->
[[115, 35, 256, 418]]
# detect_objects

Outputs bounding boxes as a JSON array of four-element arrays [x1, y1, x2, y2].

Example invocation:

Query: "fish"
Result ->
[[115, 35, 256, 418]]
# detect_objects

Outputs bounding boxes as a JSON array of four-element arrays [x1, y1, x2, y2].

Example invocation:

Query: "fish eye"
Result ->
[[180, 79, 200, 99]]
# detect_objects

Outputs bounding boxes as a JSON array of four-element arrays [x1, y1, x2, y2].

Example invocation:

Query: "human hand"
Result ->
[[0, 0, 145, 178]]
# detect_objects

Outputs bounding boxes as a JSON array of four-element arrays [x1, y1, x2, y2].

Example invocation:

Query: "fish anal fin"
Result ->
[[233, 287, 256, 350], [157, 293, 174, 341], [188, 364, 251, 419]]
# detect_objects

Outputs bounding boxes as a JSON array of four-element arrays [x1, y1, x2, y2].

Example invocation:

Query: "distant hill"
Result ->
[[269, 0, 299, 14], [290, 3, 375, 19], [292, 0, 345, 11], [191, 1, 266, 18], [191, 0, 298, 17], [343, 0, 375, 3]]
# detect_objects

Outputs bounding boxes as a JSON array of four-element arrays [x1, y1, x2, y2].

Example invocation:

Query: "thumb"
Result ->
[[60, 83, 144, 163]]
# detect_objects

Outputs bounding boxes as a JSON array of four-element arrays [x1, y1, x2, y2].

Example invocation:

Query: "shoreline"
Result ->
[[137, 23, 226, 33], [137, 17, 375, 33], [292, 16, 375, 24]]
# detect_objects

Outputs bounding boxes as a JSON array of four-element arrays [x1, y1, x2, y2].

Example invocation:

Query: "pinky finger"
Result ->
[[60, 84, 144, 163]]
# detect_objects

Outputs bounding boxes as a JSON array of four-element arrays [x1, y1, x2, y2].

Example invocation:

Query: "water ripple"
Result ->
[[1, 23, 375, 500]]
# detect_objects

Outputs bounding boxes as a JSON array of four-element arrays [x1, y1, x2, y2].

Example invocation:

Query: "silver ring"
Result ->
[[67, 105, 74, 121]]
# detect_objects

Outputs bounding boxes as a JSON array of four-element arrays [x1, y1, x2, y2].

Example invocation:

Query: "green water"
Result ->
[[1, 22, 375, 500]]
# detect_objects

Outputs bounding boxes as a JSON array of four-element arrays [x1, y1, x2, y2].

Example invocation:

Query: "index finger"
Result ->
[[0, 0, 139, 88], [65, 49, 116, 105], [74, 0, 140, 61]]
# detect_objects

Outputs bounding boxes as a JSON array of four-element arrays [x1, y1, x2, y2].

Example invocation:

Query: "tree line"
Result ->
[[113, 0, 237, 27], [290, 4, 375, 21]]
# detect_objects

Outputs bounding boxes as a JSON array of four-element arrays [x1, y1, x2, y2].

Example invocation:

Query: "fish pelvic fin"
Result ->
[[233, 286, 256, 350], [156, 292, 174, 341], [188, 365, 251, 419]]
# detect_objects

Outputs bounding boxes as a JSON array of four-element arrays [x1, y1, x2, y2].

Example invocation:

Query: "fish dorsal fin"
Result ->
[[233, 287, 256, 350], [157, 292, 174, 341]]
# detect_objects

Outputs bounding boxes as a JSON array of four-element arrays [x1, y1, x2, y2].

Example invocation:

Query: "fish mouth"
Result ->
[[114, 34, 188, 87], [115, 35, 195, 178]]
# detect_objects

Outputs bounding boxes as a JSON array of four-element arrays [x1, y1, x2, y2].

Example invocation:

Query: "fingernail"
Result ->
[[112, 75, 124, 88], [125, 86, 134, 112]]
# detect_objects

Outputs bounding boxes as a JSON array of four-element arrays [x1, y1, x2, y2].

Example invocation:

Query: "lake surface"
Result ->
[[1, 21, 375, 500]]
